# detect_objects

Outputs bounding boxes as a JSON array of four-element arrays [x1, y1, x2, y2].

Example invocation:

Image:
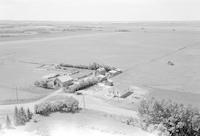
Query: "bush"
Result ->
[[34, 80, 48, 88], [34, 97, 79, 116], [88, 62, 115, 71], [69, 77, 99, 93], [138, 98, 200, 136]]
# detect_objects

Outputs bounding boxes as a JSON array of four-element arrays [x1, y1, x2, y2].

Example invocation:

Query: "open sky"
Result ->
[[0, 0, 200, 21]]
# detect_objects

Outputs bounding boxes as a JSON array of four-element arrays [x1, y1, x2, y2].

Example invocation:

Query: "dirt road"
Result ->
[[0, 87, 137, 122]]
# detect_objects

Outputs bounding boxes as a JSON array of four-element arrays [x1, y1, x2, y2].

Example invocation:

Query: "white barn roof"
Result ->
[[57, 75, 73, 83]]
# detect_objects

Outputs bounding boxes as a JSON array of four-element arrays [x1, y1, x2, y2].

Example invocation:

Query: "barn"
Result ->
[[55, 75, 73, 88]]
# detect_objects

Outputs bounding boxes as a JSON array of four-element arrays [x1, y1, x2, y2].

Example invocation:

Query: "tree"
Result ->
[[21, 107, 28, 122], [14, 106, 20, 126], [18, 107, 27, 125], [138, 98, 200, 136], [5, 115, 12, 129], [27, 108, 33, 120]]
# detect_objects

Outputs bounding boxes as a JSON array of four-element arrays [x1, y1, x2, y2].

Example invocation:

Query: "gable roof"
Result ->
[[56, 75, 73, 83]]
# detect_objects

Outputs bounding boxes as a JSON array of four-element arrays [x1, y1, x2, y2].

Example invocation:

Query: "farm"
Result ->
[[34, 62, 121, 91], [0, 21, 200, 136]]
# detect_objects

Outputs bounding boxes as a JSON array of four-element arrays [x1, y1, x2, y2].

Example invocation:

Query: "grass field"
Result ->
[[23, 110, 152, 136], [0, 21, 200, 107]]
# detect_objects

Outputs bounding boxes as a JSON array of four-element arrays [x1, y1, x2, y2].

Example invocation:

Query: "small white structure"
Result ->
[[107, 88, 120, 98], [97, 74, 107, 82], [55, 75, 73, 87], [108, 69, 122, 77], [115, 68, 122, 73], [108, 70, 118, 77], [104, 79, 114, 86]]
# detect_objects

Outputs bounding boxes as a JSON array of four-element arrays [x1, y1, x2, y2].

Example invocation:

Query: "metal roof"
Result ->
[[56, 75, 73, 83]]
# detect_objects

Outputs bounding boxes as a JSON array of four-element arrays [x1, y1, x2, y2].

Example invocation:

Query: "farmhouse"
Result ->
[[55, 75, 73, 88], [96, 67, 106, 75]]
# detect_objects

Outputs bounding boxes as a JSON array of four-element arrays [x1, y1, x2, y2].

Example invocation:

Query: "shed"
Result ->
[[55, 75, 73, 88], [104, 79, 114, 86], [120, 91, 134, 98], [108, 70, 118, 77]]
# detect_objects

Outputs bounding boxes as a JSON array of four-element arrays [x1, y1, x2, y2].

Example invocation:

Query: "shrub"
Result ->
[[88, 62, 101, 70], [34, 97, 79, 116], [138, 98, 200, 136], [88, 62, 115, 71], [34, 80, 48, 88], [69, 77, 98, 93]]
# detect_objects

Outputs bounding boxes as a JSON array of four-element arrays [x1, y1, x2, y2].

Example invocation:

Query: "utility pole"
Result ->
[[82, 94, 86, 110], [15, 86, 19, 104]]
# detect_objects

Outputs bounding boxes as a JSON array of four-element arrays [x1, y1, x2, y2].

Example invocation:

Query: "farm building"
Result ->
[[108, 70, 118, 77], [104, 79, 114, 86], [55, 75, 73, 88], [120, 91, 134, 98], [107, 89, 120, 98], [115, 68, 122, 73], [42, 73, 59, 79], [97, 74, 107, 82], [108, 69, 122, 77], [96, 67, 106, 75]]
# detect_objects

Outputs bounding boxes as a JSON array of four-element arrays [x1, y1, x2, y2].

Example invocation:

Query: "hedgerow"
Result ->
[[138, 98, 200, 136], [59, 62, 115, 71], [34, 97, 79, 116], [69, 77, 99, 93]]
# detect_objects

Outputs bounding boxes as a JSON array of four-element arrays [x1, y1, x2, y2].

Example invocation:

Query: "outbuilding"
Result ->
[[55, 75, 73, 88], [97, 74, 107, 82], [96, 67, 106, 75], [42, 73, 59, 79], [108, 69, 122, 77]]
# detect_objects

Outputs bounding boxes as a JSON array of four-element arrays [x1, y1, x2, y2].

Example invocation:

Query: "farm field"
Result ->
[[0, 21, 200, 136], [0, 21, 200, 107]]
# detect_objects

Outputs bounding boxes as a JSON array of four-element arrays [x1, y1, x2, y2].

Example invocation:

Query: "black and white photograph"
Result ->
[[0, 0, 200, 136]]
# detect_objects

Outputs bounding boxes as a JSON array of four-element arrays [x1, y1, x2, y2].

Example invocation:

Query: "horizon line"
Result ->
[[1, 19, 200, 23]]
